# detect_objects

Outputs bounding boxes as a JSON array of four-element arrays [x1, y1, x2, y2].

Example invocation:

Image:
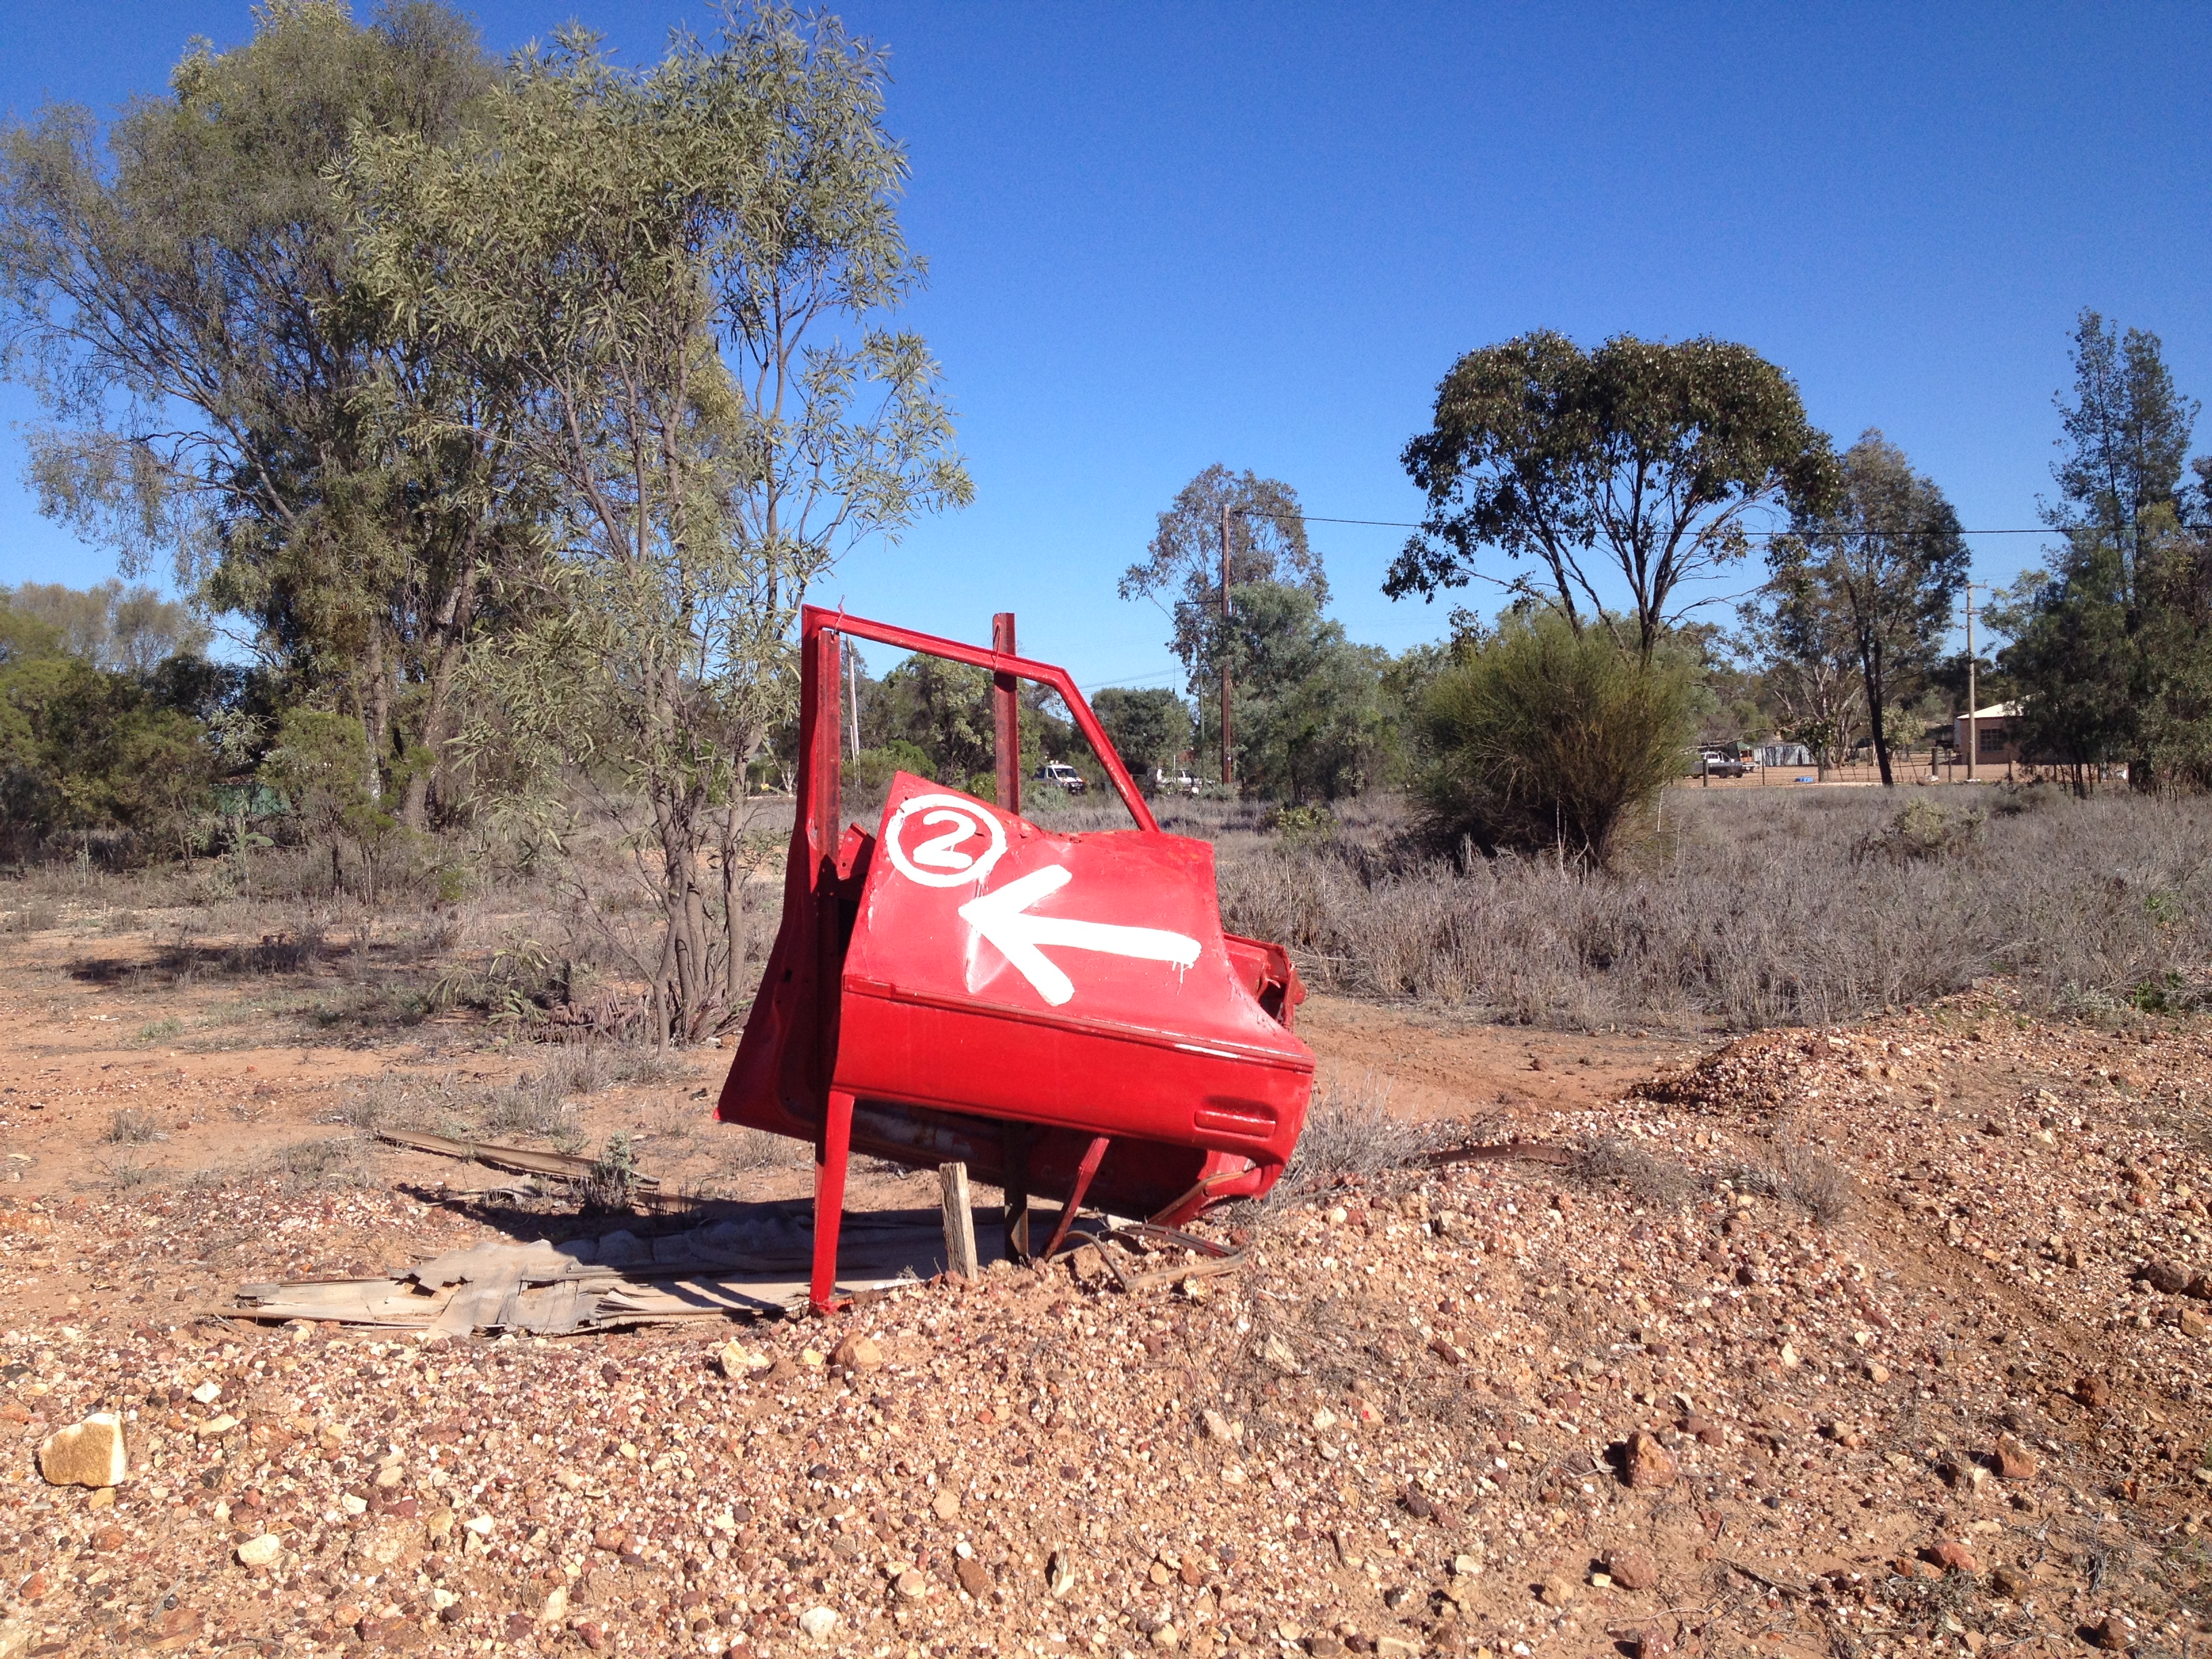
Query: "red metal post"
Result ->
[[806, 623, 843, 1093], [810, 1089, 855, 1311], [1038, 1134, 1111, 1261], [993, 612, 1019, 812], [805, 622, 847, 1313]]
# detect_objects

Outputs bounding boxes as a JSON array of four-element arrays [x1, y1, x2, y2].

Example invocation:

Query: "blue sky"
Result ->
[[3, 2, 2209, 692]]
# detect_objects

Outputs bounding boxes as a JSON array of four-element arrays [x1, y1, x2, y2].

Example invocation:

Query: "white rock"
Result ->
[[718, 1341, 771, 1378], [798, 1606, 838, 1641], [36, 1413, 126, 1488], [1258, 1333, 1300, 1373], [540, 1585, 568, 1623], [237, 1534, 283, 1568], [464, 1514, 495, 1536], [190, 1382, 221, 1405]]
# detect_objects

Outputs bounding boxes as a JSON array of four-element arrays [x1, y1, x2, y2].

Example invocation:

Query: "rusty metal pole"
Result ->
[[1219, 505, 1233, 791], [993, 612, 1020, 811]]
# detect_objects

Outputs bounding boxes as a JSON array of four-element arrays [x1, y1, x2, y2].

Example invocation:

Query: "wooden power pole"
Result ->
[[1961, 582, 1989, 781], [1219, 504, 1233, 790]]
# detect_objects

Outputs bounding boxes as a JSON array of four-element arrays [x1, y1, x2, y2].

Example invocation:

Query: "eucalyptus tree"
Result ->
[[1120, 465, 1327, 676], [1392, 331, 1837, 659], [346, 7, 970, 1042], [1121, 465, 1325, 787], [1738, 577, 1862, 777], [1763, 432, 1967, 786], [0, 1, 504, 825]]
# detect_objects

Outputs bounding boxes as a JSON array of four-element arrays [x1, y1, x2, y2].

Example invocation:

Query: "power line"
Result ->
[[1234, 506, 2090, 538]]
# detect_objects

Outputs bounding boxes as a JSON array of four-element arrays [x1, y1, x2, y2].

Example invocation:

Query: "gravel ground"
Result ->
[[6, 985, 2212, 1658]]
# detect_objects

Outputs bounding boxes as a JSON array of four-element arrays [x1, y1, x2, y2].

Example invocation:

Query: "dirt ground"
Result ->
[[5, 913, 2212, 1659]]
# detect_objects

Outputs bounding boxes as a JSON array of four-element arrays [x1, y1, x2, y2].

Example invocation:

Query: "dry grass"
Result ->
[[20, 780, 2208, 1057], [1263, 1070, 1433, 1206], [1218, 787, 2212, 1031], [1571, 1137, 1699, 1209], [104, 1107, 160, 1145], [268, 1134, 375, 1190], [1733, 1118, 1856, 1225]]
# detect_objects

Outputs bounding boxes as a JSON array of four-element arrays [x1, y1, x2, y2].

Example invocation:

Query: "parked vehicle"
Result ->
[[1035, 760, 1088, 795], [1692, 747, 1751, 779], [1151, 768, 1202, 796]]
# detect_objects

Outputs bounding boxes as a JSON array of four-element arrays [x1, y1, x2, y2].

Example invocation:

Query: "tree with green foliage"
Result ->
[[0, 579, 209, 676], [1091, 686, 1191, 781], [871, 659, 1097, 801], [0, 593, 218, 861], [1201, 582, 1387, 804], [1999, 310, 2212, 791], [1119, 466, 1326, 687], [1736, 581, 1862, 777], [0, 1, 508, 826], [876, 657, 1001, 794], [259, 705, 392, 899], [1416, 610, 1696, 867], [1761, 431, 1968, 786], [346, 7, 970, 1041], [1392, 331, 1838, 659]]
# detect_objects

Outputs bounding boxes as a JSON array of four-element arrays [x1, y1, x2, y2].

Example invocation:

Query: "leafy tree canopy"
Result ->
[[1120, 464, 1326, 681], [1092, 686, 1191, 779], [1762, 430, 1967, 785], [1393, 330, 1837, 658]]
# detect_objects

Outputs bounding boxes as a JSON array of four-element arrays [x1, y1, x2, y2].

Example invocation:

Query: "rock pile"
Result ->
[[2, 985, 2210, 1655]]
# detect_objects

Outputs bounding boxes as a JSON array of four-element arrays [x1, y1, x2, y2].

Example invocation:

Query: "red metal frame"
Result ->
[[717, 606, 1311, 1311]]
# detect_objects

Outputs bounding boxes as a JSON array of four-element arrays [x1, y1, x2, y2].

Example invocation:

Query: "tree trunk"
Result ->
[[363, 628, 391, 806], [402, 562, 478, 832], [653, 777, 722, 1044], [1864, 642, 1893, 787], [721, 802, 745, 1016]]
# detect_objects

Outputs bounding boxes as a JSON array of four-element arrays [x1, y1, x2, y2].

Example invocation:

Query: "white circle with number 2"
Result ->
[[884, 793, 1008, 888]]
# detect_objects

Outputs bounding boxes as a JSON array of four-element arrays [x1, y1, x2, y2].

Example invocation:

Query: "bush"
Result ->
[[1854, 799, 1985, 862], [1267, 804, 1337, 848], [1265, 1071, 1431, 1204], [1417, 613, 1696, 867]]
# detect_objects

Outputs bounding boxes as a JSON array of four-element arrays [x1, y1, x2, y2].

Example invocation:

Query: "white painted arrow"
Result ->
[[958, 864, 1200, 1007]]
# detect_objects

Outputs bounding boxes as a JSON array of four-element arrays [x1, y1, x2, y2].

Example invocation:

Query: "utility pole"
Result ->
[[1961, 582, 1990, 781], [1218, 503, 1233, 791]]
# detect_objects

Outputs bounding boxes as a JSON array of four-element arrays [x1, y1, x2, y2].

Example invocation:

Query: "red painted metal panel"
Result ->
[[714, 607, 1313, 1309]]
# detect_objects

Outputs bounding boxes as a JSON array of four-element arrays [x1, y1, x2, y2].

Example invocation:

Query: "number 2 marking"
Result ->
[[911, 809, 979, 871]]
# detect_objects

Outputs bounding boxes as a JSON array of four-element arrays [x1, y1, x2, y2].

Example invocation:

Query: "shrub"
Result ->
[[1265, 1071, 1431, 1204], [1416, 613, 1697, 867], [1267, 804, 1337, 848], [1855, 799, 1985, 862]]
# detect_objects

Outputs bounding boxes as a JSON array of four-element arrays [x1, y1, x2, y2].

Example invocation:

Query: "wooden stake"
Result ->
[[939, 1160, 979, 1281]]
